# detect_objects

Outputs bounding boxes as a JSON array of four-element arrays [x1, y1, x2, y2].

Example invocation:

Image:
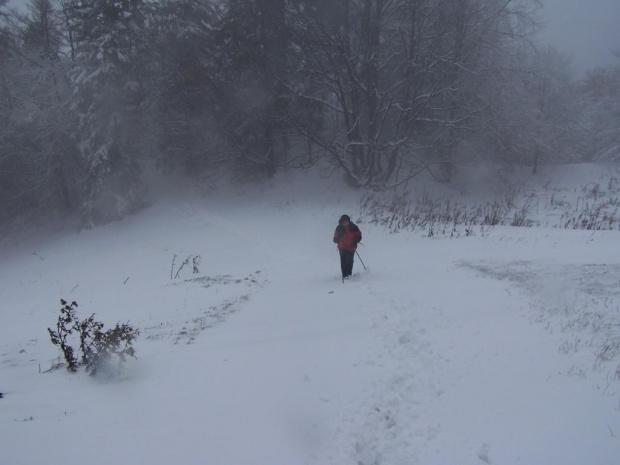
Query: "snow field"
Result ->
[[1, 166, 620, 464]]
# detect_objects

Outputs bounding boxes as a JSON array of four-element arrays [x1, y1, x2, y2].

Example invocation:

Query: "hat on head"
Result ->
[[339, 214, 351, 223]]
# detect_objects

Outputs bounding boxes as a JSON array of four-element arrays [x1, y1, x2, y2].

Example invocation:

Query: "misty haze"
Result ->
[[1, 1, 619, 464], [0, 0, 619, 226]]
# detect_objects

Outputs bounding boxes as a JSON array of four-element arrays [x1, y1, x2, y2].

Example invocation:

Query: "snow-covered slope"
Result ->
[[1, 166, 619, 464]]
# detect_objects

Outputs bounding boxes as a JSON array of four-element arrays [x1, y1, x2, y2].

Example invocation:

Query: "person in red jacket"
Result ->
[[333, 214, 362, 279]]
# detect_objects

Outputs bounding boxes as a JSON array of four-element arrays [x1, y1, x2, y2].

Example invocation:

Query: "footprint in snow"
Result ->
[[477, 443, 492, 464]]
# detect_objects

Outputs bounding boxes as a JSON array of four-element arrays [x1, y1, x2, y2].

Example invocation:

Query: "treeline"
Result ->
[[0, 0, 618, 227]]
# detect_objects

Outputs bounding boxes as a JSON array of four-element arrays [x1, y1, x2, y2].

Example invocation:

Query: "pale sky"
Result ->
[[537, 0, 620, 74], [7, 0, 620, 75]]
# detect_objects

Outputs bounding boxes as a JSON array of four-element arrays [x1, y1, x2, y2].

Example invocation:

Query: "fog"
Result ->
[[8, 0, 620, 75], [2, 0, 620, 228], [537, 0, 620, 74]]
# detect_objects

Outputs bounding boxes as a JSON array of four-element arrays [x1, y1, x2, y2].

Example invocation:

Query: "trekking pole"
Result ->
[[356, 250, 367, 270]]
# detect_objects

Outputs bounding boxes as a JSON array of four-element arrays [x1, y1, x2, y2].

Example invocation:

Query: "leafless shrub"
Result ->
[[561, 202, 619, 230], [598, 340, 620, 363], [360, 192, 535, 237], [171, 254, 201, 279], [362, 173, 620, 235], [549, 192, 570, 209], [48, 299, 139, 377], [503, 185, 522, 209], [511, 194, 536, 227]]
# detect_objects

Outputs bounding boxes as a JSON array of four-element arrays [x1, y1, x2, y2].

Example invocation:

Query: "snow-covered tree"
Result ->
[[0, 0, 80, 226], [287, 0, 542, 187], [66, 0, 147, 226], [0, 0, 598, 230], [480, 45, 582, 172]]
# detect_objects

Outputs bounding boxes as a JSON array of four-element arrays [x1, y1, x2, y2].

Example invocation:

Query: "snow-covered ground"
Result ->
[[1, 164, 619, 464]]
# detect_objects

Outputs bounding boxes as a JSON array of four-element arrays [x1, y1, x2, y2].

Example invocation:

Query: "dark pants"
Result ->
[[339, 249, 355, 278]]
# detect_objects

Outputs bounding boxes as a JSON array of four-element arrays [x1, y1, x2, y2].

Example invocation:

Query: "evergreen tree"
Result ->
[[213, 0, 290, 177], [140, 0, 222, 174], [66, 0, 147, 225]]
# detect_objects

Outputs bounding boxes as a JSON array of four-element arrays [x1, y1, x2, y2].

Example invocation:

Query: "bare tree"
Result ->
[[0, 0, 79, 227], [581, 56, 620, 162], [287, 0, 541, 187], [480, 44, 582, 173]]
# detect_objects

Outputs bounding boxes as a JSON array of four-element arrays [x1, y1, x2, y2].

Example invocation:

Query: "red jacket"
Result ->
[[333, 222, 362, 252]]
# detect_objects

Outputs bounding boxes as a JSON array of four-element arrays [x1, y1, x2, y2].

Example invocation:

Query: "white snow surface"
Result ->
[[1, 164, 620, 464]]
